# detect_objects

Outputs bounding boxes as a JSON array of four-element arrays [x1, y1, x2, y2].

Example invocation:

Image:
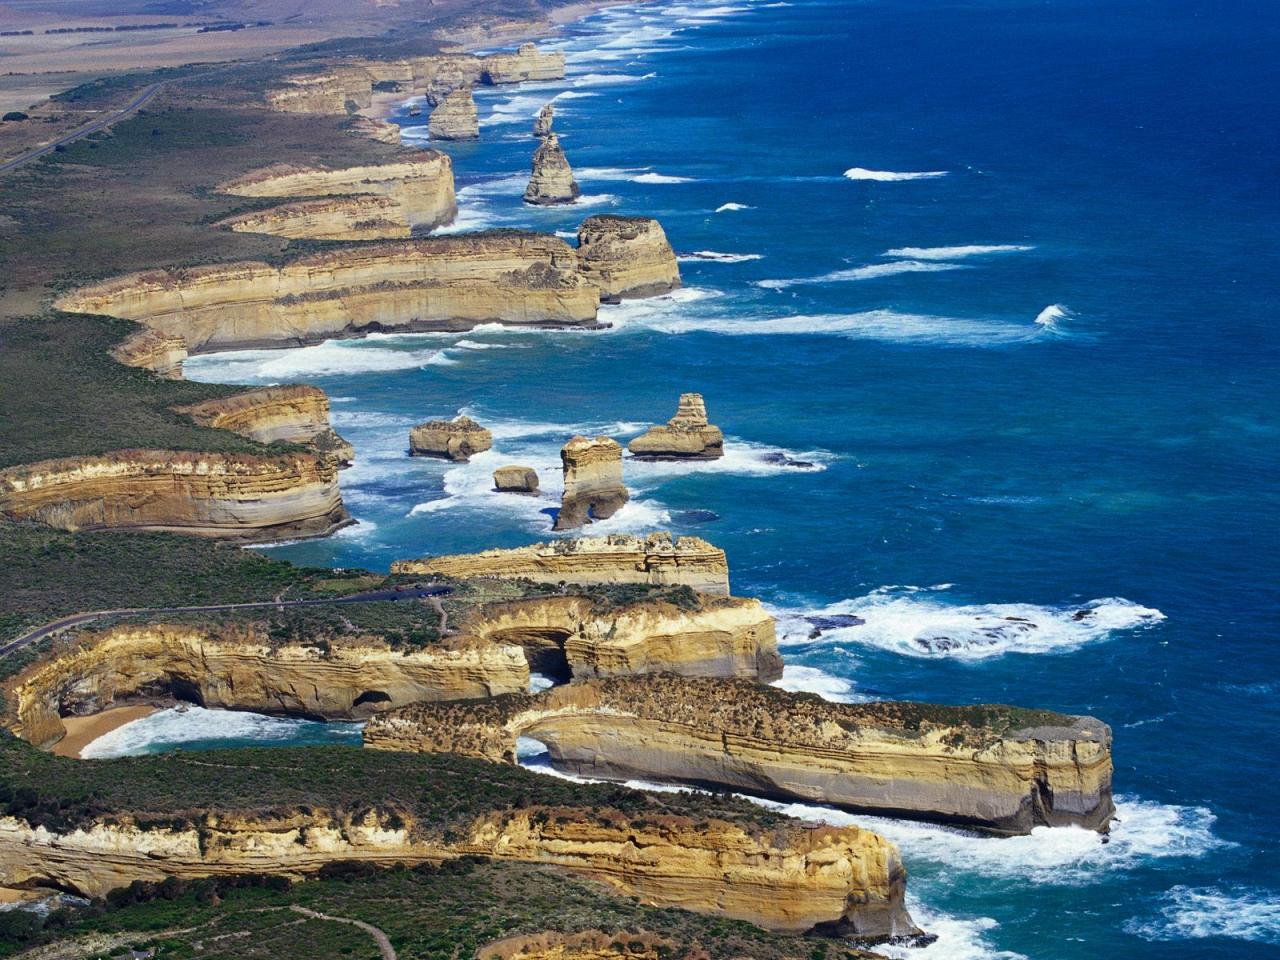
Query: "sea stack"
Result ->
[[577, 215, 681, 299], [493, 465, 539, 494], [523, 133, 580, 205], [628, 394, 724, 460], [425, 60, 468, 106], [428, 87, 480, 140], [534, 103, 554, 137], [409, 416, 493, 462], [554, 436, 628, 530], [481, 43, 567, 84]]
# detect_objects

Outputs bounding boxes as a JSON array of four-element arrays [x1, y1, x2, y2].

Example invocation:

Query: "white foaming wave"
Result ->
[[678, 250, 763, 263], [80, 707, 362, 759], [571, 71, 657, 86], [771, 665, 864, 702], [184, 341, 451, 383], [1035, 303, 1072, 327], [455, 174, 528, 199], [480, 90, 593, 126], [575, 166, 650, 181], [624, 440, 828, 481], [572, 193, 619, 207], [883, 244, 1035, 260], [878, 900, 1026, 960], [1125, 886, 1280, 944], [844, 167, 948, 181], [756, 260, 964, 289], [529, 673, 558, 693], [769, 587, 1165, 659], [633, 171, 696, 184], [715, 202, 752, 212]]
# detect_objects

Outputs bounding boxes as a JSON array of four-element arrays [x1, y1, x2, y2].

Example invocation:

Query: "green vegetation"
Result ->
[[0, 860, 868, 960], [0, 112, 27, 122]]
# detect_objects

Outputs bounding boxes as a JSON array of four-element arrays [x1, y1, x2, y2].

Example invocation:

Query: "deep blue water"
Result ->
[[178, 0, 1280, 955]]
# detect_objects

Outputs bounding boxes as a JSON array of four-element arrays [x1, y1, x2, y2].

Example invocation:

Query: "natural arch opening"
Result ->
[[487, 627, 573, 685], [352, 690, 393, 713]]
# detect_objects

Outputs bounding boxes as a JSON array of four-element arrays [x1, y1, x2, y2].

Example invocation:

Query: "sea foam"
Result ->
[[844, 167, 948, 181], [756, 260, 964, 289], [883, 244, 1035, 260], [1125, 886, 1280, 944], [80, 707, 363, 759]]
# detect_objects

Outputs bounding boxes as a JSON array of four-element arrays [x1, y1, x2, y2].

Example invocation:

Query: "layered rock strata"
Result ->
[[533, 103, 554, 138], [628, 394, 724, 460], [524, 133, 580, 206], [109, 328, 187, 379], [428, 87, 480, 140], [5, 624, 529, 750], [0, 806, 915, 937], [481, 44, 567, 84], [409, 416, 493, 462], [493, 465, 540, 494], [555, 436, 627, 530], [265, 66, 376, 114], [175, 385, 353, 465], [576, 216, 680, 299], [392, 533, 730, 595], [346, 115, 403, 144], [217, 155, 456, 231], [367, 676, 1114, 835], [216, 195, 411, 241], [0, 450, 347, 540], [55, 234, 602, 353]]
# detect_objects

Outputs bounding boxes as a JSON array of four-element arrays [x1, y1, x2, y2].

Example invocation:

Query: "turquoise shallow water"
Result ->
[[173, 0, 1280, 955]]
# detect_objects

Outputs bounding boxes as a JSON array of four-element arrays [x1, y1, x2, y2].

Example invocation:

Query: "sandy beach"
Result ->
[[53, 704, 158, 759]]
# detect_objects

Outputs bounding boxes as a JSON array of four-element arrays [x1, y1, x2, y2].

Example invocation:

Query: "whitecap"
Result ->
[[633, 171, 696, 183], [715, 202, 752, 212], [677, 250, 764, 263], [1125, 886, 1280, 944], [571, 71, 657, 86], [883, 244, 1035, 260], [184, 341, 452, 383], [80, 706, 363, 758], [1034, 303, 1072, 327], [625, 439, 828, 478], [771, 665, 864, 702], [878, 900, 1026, 960], [844, 167, 948, 181], [755, 260, 964, 289]]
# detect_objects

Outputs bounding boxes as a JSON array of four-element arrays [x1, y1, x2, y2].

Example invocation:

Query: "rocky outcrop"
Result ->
[[0, 450, 347, 541], [216, 195, 411, 241], [368, 676, 1114, 836], [453, 595, 782, 682], [554, 436, 627, 530], [428, 87, 480, 140], [524, 134, 580, 206], [482, 44, 566, 84], [217, 155, 456, 232], [109, 329, 187, 379], [576, 216, 680, 299], [425, 60, 472, 107], [0, 806, 915, 937], [533, 103, 554, 138], [175, 386, 352, 467], [54, 235, 602, 353], [392, 533, 730, 595], [346, 115, 403, 145], [265, 67, 376, 114], [493, 465, 540, 494], [5, 624, 530, 750], [628, 394, 723, 461], [409, 416, 493, 462]]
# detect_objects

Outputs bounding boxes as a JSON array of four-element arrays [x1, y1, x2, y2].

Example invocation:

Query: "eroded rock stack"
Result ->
[[493, 465, 539, 494], [524, 133, 580, 206], [628, 394, 724, 460], [576, 216, 681, 299], [409, 416, 493, 462], [534, 103, 554, 138], [554, 436, 627, 530], [428, 87, 480, 140], [482, 43, 566, 84]]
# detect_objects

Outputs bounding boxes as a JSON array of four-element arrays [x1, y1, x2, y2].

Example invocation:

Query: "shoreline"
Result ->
[[53, 703, 159, 759]]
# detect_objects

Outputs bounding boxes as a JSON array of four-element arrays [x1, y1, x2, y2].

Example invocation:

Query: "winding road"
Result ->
[[0, 584, 453, 660]]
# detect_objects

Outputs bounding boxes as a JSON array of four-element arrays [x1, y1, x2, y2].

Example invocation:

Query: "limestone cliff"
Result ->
[[493, 465, 540, 494], [174, 385, 353, 466], [4, 623, 529, 750], [367, 676, 1113, 836], [54, 234, 602, 353], [555, 436, 627, 530], [216, 195, 411, 241], [428, 87, 480, 140], [265, 67, 376, 114], [217, 155, 456, 232], [482, 44, 566, 84], [0, 806, 915, 937], [452, 594, 782, 682], [0, 450, 347, 541], [409, 416, 493, 462], [577, 216, 680, 300], [534, 103, 555, 138], [524, 134, 580, 206], [392, 533, 730, 595], [346, 115, 403, 145], [628, 394, 724, 460], [109, 329, 187, 379]]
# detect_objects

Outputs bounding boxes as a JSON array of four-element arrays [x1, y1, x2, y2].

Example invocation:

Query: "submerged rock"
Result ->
[[554, 436, 628, 530], [577, 215, 681, 299], [493, 464, 539, 494], [523, 133, 580, 206], [628, 393, 724, 461], [409, 416, 493, 462], [534, 102, 554, 138], [427, 87, 480, 140]]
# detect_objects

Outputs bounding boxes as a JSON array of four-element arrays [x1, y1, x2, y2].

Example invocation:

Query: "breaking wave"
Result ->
[[633, 171, 696, 183], [756, 260, 964, 289], [715, 202, 752, 212], [771, 665, 863, 702], [678, 250, 764, 263], [80, 706, 363, 758], [1125, 886, 1280, 944], [184, 340, 452, 383], [1034, 303, 1072, 328], [844, 167, 948, 181], [883, 244, 1035, 260]]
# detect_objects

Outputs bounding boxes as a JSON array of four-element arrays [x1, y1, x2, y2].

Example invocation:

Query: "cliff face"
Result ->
[[218, 155, 456, 232], [482, 44, 567, 84], [368, 677, 1114, 836], [392, 533, 730, 595], [0, 806, 916, 937], [409, 416, 493, 462], [217, 195, 411, 241], [0, 450, 347, 541], [628, 394, 724, 461], [428, 87, 480, 140], [524, 134, 580, 206], [54, 235, 602, 353], [454, 595, 782, 682], [265, 66, 376, 114], [533, 103, 555, 138], [555, 436, 627, 531], [109, 329, 187, 379], [175, 385, 335, 446], [577, 217, 681, 300]]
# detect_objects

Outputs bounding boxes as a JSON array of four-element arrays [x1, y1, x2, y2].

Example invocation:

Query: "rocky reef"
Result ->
[[428, 87, 480, 140], [628, 394, 724, 461], [0, 450, 347, 541], [393, 533, 730, 595], [554, 436, 628, 530], [482, 44, 567, 84], [524, 133, 580, 206], [577, 216, 681, 299], [534, 103, 554, 138], [175, 385, 353, 464], [409, 415, 493, 462], [493, 464, 540, 494], [216, 195, 411, 241], [108, 328, 187, 379], [368, 676, 1114, 835], [55, 234, 602, 353]]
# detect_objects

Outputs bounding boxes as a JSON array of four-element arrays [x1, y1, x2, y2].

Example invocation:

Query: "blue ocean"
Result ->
[[172, 0, 1280, 954]]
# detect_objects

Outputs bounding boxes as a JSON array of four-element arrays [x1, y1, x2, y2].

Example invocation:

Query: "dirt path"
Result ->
[[290, 905, 397, 960]]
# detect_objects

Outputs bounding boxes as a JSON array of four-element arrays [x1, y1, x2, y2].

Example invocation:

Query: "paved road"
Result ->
[[0, 584, 453, 660], [0, 81, 165, 174]]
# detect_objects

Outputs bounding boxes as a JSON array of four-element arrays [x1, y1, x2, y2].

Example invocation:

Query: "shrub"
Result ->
[[2, 111, 28, 121]]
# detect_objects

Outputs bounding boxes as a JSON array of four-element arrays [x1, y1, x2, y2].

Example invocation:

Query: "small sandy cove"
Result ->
[[53, 704, 157, 759]]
